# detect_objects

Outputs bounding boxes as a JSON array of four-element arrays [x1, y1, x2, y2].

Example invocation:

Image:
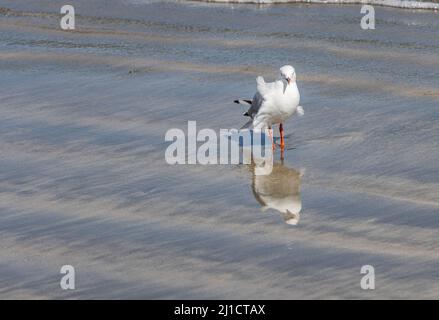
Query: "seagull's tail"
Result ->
[[234, 99, 253, 117], [296, 106, 304, 116]]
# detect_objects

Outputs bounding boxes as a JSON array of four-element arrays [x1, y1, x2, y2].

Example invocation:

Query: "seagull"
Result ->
[[234, 65, 304, 150]]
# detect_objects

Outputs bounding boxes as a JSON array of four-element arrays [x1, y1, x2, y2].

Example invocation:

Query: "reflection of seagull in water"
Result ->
[[251, 162, 303, 225], [234, 65, 304, 150]]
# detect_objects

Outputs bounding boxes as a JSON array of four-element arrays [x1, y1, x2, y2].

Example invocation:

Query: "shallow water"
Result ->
[[0, 0, 438, 299]]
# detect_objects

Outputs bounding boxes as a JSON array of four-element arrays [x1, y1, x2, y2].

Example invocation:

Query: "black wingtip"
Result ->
[[234, 99, 252, 105]]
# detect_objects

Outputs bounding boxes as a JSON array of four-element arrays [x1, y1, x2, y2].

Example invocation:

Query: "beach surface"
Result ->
[[0, 0, 439, 299]]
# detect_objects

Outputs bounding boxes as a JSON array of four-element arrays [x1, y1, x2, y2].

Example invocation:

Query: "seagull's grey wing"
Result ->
[[243, 76, 274, 118], [243, 91, 264, 119]]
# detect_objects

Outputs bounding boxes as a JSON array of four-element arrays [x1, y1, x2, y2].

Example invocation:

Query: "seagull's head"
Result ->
[[280, 65, 296, 85]]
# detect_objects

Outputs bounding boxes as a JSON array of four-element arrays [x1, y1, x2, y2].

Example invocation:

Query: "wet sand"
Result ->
[[0, 0, 439, 299]]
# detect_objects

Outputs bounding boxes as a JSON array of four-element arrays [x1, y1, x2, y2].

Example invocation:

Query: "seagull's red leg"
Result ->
[[268, 128, 275, 150], [279, 123, 285, 150]]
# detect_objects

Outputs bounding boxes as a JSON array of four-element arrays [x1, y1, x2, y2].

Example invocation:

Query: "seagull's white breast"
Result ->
[[273, 82, 300, 121], [254, 80, 300, 128]]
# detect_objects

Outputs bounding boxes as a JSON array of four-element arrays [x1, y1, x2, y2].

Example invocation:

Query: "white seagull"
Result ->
[[234, 65, 304, 149]]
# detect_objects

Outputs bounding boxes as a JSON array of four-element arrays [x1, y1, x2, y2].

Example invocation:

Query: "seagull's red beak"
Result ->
[[287, 78, 292, 85]]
